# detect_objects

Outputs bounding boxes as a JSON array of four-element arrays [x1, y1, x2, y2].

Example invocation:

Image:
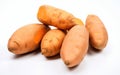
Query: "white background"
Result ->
[[0, 0, 120, 75]]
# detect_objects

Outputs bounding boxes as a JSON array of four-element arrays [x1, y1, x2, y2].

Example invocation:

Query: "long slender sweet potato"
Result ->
[[8, 24, 50, 54], [85, 15, 108, 50], [60, 25, 89, 67], [37, 5, 83, 30], [41, 29, 65, 57]]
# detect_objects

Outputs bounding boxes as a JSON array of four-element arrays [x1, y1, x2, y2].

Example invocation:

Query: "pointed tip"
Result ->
[[8, 41, 19, 51], [41, 48, 47, 55], [64, 61, 70, 66]]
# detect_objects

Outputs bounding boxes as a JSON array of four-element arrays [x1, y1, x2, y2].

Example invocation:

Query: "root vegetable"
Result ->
[[41, 29, 65, 57], [37, 5, 83, 30], [60, 25, 89, 67], [8, 24, 50, 54], [85, 15, 108, 50]]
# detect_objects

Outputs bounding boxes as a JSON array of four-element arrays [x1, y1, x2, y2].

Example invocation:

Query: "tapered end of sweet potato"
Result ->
[[64, 60, 76, 68], [8, 40, 20, 54], [72, 18, 84, 26], [41, 48, 47, 55], [64, 61, 70, 66], [41, 48, 51, 57], [37, 5, 49, 25]]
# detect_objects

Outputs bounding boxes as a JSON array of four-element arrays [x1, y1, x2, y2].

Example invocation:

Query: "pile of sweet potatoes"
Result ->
[[8, 5, 108, 68]]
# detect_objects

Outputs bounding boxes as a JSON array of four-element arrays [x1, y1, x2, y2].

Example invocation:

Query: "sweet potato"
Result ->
[[85, 15, 108, 50], [41, 29, 65, 57], [8, 24, 50, 54], [37, 5, 83, 30], [60, 25, 89, 67]]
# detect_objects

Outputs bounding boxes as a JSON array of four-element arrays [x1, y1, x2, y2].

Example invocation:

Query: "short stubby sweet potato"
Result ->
[[8, 24, 50, 54], [41, 29, 65, 57], [60, 25, 89, 67], [85, 15, 108, 50]]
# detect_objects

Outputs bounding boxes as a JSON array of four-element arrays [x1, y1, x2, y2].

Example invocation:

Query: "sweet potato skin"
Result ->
[[41, 29, 65, 57], [60, 25, 89, 67], [37, 5, 83, 30], [8, 24, 50, 54], [85, 15, 108, 50]]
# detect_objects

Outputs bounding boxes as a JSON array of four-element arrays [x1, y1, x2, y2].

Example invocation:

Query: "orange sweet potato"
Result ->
[[41, 29, 65, 57], [60, 25, 89, 67], [85, 15, 108, 50], [37, 5, 83, 30], [8, 24, 50, 54]]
